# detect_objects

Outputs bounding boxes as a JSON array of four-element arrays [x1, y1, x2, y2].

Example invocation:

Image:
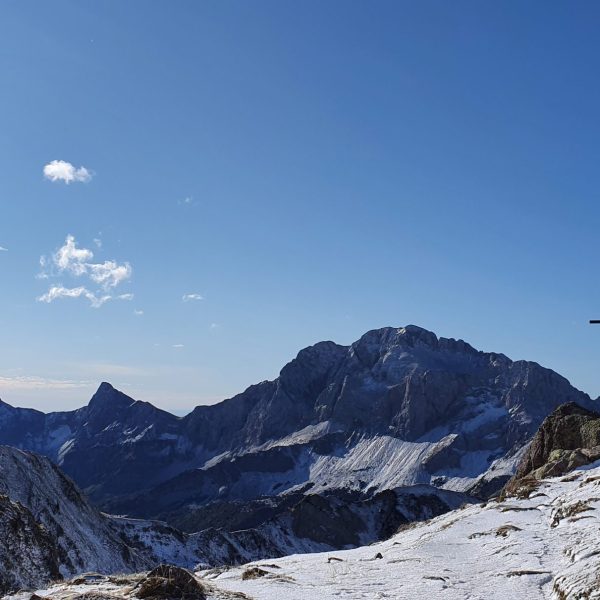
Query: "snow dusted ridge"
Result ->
[[18, 461, 600, 600], [0, 446, 148, 582]]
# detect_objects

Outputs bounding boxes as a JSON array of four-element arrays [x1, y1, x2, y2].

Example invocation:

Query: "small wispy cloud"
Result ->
[[38, 285, 101, 306], [182, 293, 203, 302], [37, 285, 133, 309], [209, 323, 219, 330], [0, 246, 7, 252], [37, 235, 133, 308], [43, 160, 93, 184], [68, 362, 150, 378], [172, 344, 184, 348], [0, 374, 91, 391], [134, 309, 144, 316]]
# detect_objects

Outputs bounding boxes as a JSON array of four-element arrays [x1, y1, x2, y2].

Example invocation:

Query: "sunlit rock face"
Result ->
[[504, 402, 600, 494]]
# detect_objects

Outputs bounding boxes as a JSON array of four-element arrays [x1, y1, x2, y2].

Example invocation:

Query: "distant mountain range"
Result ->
[[0, 325, 593, 532]]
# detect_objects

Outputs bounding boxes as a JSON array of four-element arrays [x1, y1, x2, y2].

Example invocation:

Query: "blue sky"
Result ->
[[1, 1, 599, 412]]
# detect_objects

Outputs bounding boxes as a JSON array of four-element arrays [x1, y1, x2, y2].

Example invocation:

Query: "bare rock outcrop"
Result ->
[[504, 402, 600, 496]]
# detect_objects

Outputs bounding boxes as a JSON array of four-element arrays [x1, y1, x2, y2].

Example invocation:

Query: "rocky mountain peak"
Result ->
[[350, 325, 481, 365], [396, 324, 440, 345], [278, 341, 347, 399], [352, 325, 436, 354], [84, 383, 138, 431], [88, 382, 134, 410]]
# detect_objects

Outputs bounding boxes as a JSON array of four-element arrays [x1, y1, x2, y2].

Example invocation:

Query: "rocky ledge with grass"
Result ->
[[504, 402, 600, 498]]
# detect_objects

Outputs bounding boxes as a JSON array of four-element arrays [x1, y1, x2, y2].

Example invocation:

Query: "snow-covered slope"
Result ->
[[211, 462, 600, 599], [112, 483, 471, 568], [15, 461, 600, 600]]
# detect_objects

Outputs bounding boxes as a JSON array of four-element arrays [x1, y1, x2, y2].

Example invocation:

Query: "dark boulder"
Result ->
[[241, 567, 269, 580], [136, 565, 206, 600]]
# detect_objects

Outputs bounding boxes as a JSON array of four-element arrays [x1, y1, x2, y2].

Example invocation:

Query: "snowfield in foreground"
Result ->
[[9, 462, 600, 600], [210, 462, 600, 599]]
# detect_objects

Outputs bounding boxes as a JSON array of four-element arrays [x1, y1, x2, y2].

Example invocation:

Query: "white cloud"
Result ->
[[88, 260, 132, 288], [172, 344, 184, 348], [133, 309, 144, 316], [37, 286, 134, 309], [38, 285, 92, 302], [55, 235, 93, 275], [37, 235, 133, 308], [37, 286, 109, 308], [209, 322, 219, 329], [50, 236, 132, 289], [43, 160, 93, 184], [0, 246, 7, 252], [182, 293, 203, 302]]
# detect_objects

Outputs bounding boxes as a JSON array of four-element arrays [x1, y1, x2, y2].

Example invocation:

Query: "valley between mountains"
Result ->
[[1, 325, 599, 598]]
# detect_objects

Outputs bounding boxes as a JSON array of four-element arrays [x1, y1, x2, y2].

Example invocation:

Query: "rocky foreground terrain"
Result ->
[[5, 458, 600, 599]]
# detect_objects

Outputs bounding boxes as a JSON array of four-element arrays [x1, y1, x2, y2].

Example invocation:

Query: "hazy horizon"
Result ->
[[1, 322, 598, 414]]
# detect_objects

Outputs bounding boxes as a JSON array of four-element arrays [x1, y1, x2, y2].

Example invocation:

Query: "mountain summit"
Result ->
[[89, 381, 132, 406]]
